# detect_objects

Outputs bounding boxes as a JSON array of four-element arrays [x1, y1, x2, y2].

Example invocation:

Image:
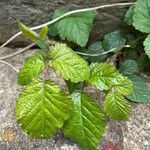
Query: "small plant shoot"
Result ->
[[3, 0, 148, 149]]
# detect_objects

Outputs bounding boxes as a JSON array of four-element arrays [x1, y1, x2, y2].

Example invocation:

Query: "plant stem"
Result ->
[[0, 43, 35, 60], [76, 45, 130, 57], [0, 60, 19, 72], [0, 2, 135, 49], [0, 39, 56, 60]]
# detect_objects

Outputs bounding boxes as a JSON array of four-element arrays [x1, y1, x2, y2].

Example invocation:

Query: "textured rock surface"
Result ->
[[122, 104, 150, 150], [0, 47, 150, 150], [0, 0, 135, 46]]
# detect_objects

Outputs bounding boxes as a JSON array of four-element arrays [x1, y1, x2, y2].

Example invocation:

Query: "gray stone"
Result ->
[[0, 0, 134, 46], [0, 144, 7, 150], [122, 103, 150, 150]]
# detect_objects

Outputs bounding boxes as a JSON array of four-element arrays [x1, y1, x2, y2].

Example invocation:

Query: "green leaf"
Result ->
[[39, 26, 48, 38], [119, 59, 138, 75], [53, 9, 97, 47], [49, 43, 90, 83], [124, 5, 135, 26], [126, 34, 137, 48], [137, 54, 150, 69], [127, 75, 150, 103], [18, 53, 45, 85], [102, 30, 126, 51], [18, 22, 40, 42], [144, 34, 150, 58], [104, 92, 132, 120], [87, 42, 106, 63], [112, 77, 133, 96], [88, 63, 127, 91], [16, 78, 73, 139], [133, 0, 150, 33], [64, 92, 106, 150], [48, 24, 58, 37], [18, 23, 49, 47]]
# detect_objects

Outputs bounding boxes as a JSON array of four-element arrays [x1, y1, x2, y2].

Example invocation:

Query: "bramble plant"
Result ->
[[16, 13, 133, 150], [0, 0, 149, 150]]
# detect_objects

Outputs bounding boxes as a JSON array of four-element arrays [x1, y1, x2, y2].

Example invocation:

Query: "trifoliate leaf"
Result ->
[[88, 63, 126, 91], [49, 43, 90, 83], [64, 92, 106, 150], [124, 5, 135, 26], [16, 78, 73, 138], [144, 34, 150, 58], [133, 0, 150, 33], [53, 9, 97, 47], [39, 26, 48, 39], [104, 92, 132, 120], [102, 30, 126, 51], [18, 53, 45, 86], [127, 75, 150, 103], [119, 59, 138, 75], [18, 22, 40, 42]]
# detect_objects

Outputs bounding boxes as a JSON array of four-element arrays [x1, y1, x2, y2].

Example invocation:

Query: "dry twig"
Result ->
[[0, 60, 19, 72]]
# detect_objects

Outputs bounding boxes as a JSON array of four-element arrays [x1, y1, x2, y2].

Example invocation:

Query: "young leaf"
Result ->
[[18, 22, 40, 42], [64, 92, 106, 150], [124, 5, 135, 26], [19, 23, 49, 52], [49, 43, 90, 83], [53, 9, 97, 47], [133, 0, 150, 33], [18, 53, 45, 85], [16, 78, 73, 139], [127, 75, 150, 103], [39, 26, 48, 39], [119, 59, 138, 75], [144, 34, 150, 58], [88, 63, 125, 91], [102, 30, 126, 51], [104, 92, 132, 120]]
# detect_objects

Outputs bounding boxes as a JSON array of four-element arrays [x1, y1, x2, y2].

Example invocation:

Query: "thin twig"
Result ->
[[76, 45, 130, 57], [0, 60, 19, 72], [0, 2, 135, 49], [0, 43, 35, 60]]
